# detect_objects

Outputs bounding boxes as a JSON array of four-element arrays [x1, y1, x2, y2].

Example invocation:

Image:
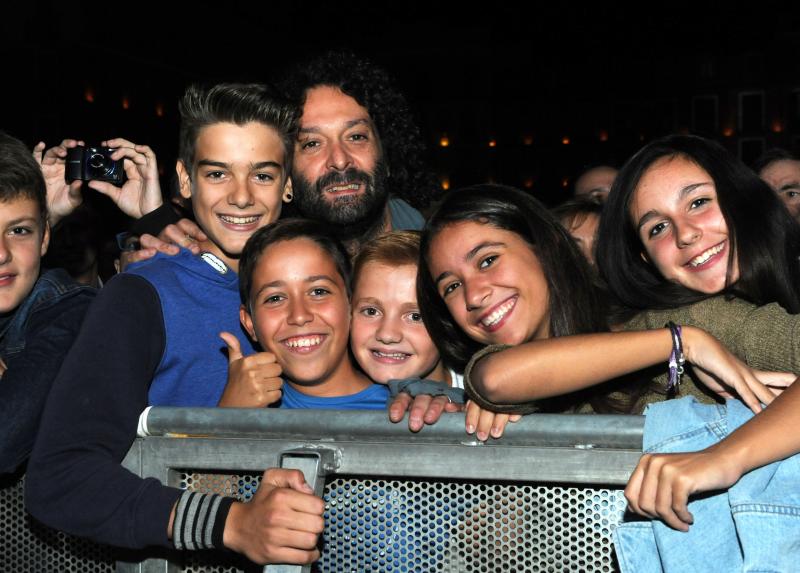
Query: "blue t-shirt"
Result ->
[[280, 382, 389, 410]]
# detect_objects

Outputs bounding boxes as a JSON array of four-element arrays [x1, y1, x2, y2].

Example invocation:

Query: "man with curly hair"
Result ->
[[131, 53, 436, 259], [282, 52, 437, 254]]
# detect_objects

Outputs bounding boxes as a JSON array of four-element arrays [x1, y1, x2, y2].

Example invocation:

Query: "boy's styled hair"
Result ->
[[238, 218, 351, 308], [351, 231, 421, 288], [178, 83, 298, 174], [0, 132, 48, 224]]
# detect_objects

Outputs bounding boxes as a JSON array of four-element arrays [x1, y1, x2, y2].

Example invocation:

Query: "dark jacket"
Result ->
[[0, 268, 95, 474]]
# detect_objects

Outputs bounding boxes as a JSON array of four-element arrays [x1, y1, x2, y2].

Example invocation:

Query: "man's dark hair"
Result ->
[[752, 148, 799, 174], [178, 84, 298, 175], [0, 132, 48, 224], [239, 218, 352, 309], [282, 51, 437, 208]]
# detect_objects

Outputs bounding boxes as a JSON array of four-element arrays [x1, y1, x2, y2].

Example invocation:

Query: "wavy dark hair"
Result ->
[[418, 185, 607, 369], [281, 51, 438, 208], [597, 134, 800, 317], [239, 218, 351, 310]]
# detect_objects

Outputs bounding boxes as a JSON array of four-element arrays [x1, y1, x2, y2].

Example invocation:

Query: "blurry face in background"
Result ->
[[351, 262, 446, 384], [562, 212, 600, 266], [759, 159, 800, 221], [574, 166, 618, 203], [631, 155, 739, 294]]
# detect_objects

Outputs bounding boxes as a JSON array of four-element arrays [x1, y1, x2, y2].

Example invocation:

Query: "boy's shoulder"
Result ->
[[18, 268, 95, 320], [126, 249, 236, 287]]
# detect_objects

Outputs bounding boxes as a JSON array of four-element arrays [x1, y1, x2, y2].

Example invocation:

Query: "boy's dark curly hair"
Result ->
[[281, 51, 438, 209]]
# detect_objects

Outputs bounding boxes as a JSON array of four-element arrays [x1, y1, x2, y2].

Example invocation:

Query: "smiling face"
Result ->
[[631, 154, 740, 294], [0, 196, 49, 314], [351, 262, 446, 384], [177, 122, 290, 271], [759, 159, 800, 221], [427, 221, 550, 346], [291, 86, 388, 226], [241, 238, 363, 396]]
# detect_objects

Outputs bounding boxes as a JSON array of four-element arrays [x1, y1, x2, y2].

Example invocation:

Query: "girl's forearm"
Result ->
[[473, 328, 679, 402]]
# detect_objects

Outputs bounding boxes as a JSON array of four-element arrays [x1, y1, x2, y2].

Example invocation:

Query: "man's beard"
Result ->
[[291, 160, 390, 242]]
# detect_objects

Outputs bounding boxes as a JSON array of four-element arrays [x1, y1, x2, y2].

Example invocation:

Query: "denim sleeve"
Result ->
[[25, 273, 180, 550], [0, 290, 94, 474]]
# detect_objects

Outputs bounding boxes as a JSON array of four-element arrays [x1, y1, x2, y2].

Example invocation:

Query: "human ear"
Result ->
[[176, 160, 192, 200], [282, 177, 293, 203], [40, 222, 50, 257], [240, 305, 257, 342]]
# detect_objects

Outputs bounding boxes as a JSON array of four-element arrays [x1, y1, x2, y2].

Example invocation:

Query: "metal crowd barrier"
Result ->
[[2, 408, 645, 573]]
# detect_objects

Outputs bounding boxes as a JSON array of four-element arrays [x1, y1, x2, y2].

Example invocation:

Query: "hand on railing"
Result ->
[[464, 400, 522, 442], [388, 393, 521, 440], [388, 393, 462, 432], [223, 468, 325, 564]]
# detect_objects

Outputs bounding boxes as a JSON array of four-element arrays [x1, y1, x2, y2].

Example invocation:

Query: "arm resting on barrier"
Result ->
[[465, 329, 794, 414]]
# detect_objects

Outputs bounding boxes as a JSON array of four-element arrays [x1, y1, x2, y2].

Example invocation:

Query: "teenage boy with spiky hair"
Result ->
[[26, 85, 324, 566]]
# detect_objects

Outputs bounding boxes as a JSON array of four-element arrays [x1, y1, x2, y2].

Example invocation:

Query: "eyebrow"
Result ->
[[196, 159, 282, 171], [5, 217, 38, 227], [635, 182, 710, 231], [298, 117, 372, 135], [780, 182, 800, 191], [254, 275, 339, 298], [433, 241, 506, 285]]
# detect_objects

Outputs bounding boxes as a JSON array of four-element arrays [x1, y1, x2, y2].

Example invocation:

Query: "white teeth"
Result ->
[[326, 184, 360, 192], [481, 298, 516, 327], [689, 243, 724, 267], [285, 336, 322, 348], [219, 214, 260, 225], [373, 351, 409, 359]]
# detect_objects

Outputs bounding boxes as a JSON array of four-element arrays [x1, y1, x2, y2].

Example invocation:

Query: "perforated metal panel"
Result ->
[[177, 471, 625, 572], [0, 474, 115, 572]]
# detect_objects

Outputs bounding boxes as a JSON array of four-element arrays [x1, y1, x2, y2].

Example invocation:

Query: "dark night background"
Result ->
[[2, 1, 800, 209]]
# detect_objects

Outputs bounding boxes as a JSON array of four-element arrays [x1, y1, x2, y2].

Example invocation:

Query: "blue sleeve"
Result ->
[[25, 273, 182, 550], [0, 290, 94, 474]]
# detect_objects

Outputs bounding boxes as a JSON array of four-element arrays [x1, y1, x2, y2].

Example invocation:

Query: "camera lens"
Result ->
[[88, 153, 107, 171]]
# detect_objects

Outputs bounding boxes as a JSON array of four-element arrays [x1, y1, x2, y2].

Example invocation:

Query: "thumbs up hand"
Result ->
[[217, 332, 284, 408]]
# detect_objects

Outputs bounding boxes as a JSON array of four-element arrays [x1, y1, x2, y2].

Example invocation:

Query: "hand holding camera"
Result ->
[[35, 138, 164, 225], [34, 139, 85, 226]]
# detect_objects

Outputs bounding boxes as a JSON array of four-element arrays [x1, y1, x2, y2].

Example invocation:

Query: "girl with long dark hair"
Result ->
[[416, 184, 791, 419]]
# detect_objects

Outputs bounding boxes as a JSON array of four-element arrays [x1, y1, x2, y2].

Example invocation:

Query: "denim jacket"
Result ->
[[614, 397, 800, 573], [0, 268, 95, 474]]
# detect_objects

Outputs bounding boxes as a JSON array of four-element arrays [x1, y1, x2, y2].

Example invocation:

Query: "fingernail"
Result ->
[[301, 482, 313, 493], [491, 427, 501, 438], [476, 431, 488, 441], [466, 424, 475, 434]]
